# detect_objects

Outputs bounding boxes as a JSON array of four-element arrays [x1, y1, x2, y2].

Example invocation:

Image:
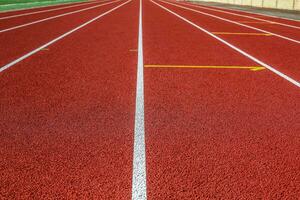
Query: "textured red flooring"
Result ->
[[182, 1, 300, 27], [143, 2, 258, 66], [0, 1, 113, 30], [156, 0, 300, 81], [1, 0, 300, 198], [0, 0, 138, 198], [144, 0, 300, 199], [0, 0, 123, 67], [167, 0, 300, 41]]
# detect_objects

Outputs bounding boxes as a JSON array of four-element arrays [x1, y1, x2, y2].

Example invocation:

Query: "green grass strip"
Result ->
[[0, 0, 87, 12]]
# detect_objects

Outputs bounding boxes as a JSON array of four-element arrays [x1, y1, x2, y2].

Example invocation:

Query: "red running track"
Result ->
[[172, 2, 300, 40], [0, 0, 123, 67], [183, 0, 300, 27], [0, 0, 138, 198], [0, 0, 300, 199], [0, 0, 114, 30], [166, 0, 300, 42], [144, 0, 300, 199], [156, 0, 300, 81]]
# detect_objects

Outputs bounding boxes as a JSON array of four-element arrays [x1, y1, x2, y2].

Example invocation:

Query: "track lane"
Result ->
[[178, 1, 300, 29], [169, 0, 300, 40], [177, 1, 300, 30], [0, 0, 119, 32], [144, 0, 300, 198], [162, 0, 300, 42], [155, 0, 300, 83], [0, 0, 123, 69], [0, 0, 138, 198], [184, 1, 300, 26]]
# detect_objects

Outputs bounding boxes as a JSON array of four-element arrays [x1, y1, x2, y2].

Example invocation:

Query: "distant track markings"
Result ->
[[211, 32, 272, 36], [0, 0, 131, 73], [151, 0, 300, 88], [0, 0, 120, 33], [176, 1, 300, 30], [158, 0, 300, 44], [179, 0, 300, 24]]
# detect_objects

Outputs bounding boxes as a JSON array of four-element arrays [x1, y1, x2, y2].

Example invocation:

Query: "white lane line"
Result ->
[[0, 0, 131, 73], [151, 0, 300, 88], [177, 1, 300, 30], [131, 0, 147, 199], [159, 0, 300, 44], [0, 0, 120, 33], [186, 1, 300, 22], [0, 0, 109, 20]]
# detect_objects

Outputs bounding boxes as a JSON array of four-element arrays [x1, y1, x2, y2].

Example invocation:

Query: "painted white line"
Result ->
[[151, 0, 300, 88], [0, 0, 109, 20], [0, 0, 131, 73], [0, 0, 119, 33], [187, 1, 300, 22], [159, 0, 300, 44], [177, 1, 300, 30], [131, 0, 147, 199]]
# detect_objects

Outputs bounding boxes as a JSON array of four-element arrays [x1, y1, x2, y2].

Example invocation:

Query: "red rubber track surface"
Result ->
[[1, 0, 300, 198], [0, 1, 113, 30], [0, 0, 96, 17], [184, 0, 300, 27], [0, 0, 138, 198], [166, 0, 300, 41], [144, 0, 300, 199], [0, 0, 123, 67], [156, 0, 300, 82]]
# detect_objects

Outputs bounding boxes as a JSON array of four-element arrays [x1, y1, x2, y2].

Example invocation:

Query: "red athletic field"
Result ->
[[0, 0, 299, 199]]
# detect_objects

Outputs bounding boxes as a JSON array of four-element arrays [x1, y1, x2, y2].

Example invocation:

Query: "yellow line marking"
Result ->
[[238, 21, 275, 24], [41, 48, 49, 51], [212, 32, 272, 36], [144, 65, 265, 71], [130, 49, 138, 52]]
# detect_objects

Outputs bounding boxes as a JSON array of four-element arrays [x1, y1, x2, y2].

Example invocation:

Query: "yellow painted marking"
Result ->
[[144, 65, 265, 71], [41, 48, 49, 51], [130, 49, 138, 52], [212, 32, 272, 36], [238, 21, 275, 24]]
